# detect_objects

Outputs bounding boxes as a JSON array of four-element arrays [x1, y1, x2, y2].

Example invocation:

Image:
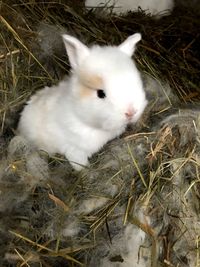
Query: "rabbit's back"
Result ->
[[18, 83, 68, 154], [85, 0, 174, 15]]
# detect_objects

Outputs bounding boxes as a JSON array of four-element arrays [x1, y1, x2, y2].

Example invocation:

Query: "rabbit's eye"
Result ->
[[97, 89, 106, 99]]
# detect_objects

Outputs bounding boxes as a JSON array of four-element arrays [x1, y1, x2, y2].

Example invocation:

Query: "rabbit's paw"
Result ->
[[65, 150, 89, 171]]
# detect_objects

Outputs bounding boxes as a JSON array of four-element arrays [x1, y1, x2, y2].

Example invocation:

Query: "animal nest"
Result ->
[[0, 1, 200, 267]]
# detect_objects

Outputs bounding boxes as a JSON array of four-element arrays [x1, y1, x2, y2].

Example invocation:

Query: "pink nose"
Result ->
[[125, 107, 135, 119]]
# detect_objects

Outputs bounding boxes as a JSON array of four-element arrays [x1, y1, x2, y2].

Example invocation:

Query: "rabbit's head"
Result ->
[[62, 34, 147, 131]]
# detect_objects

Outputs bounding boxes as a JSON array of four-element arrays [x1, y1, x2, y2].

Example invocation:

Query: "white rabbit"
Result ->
[[85, 0, 174, 16], [18, 33, 147, 170]]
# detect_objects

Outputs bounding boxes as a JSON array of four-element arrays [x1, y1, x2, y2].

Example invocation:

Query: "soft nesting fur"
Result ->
[[18, 34, 147, 169]]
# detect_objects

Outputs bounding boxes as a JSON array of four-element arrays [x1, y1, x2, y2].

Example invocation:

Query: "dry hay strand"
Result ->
[[0, 0, 200, 267]]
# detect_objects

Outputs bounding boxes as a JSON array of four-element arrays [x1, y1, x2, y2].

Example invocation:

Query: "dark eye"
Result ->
[[97, 89, 106, 99]]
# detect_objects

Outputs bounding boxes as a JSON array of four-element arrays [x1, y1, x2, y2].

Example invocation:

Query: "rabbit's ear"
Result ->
[[62, 35, 90, 69], [118, 33, 141, 57]]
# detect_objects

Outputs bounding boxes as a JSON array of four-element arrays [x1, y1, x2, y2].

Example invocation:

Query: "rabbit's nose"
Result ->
[[125, 107, 135, 119]]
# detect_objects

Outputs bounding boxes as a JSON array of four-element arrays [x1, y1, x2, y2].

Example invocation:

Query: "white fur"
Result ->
[[85, 0, 174, 16], [18, 34, 147, 170], [62, 220, 80, 237], [97, 224, 148, 267], [79, 197, 109, 214]]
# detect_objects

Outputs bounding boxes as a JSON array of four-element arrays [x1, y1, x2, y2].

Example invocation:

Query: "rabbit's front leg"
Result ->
[[64, 148, 89, 170]]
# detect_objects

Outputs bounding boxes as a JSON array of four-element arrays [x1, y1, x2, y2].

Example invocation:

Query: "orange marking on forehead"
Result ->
[[79, 71, 104, 98], [79, 85, 93, 98]]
